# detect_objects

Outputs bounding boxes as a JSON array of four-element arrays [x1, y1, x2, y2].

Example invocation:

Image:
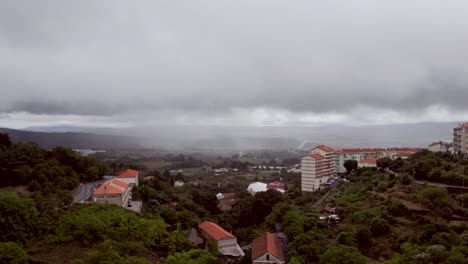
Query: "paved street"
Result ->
[[413, 180, 468, 190], [73, 180, 105, 203], [127, 200, 142, 213]]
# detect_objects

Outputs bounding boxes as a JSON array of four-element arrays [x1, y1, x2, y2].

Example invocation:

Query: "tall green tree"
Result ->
[[0, 133, 12, 150], [343, 160, 358, 174], [0, 242, 28, 264], [420, 187, 453, 223]]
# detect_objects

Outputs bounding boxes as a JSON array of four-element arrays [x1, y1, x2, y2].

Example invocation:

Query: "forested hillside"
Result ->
[[378, 150, 468, 185], [0, 133, 219, 263]]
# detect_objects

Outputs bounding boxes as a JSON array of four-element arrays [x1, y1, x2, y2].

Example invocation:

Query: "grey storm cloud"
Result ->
[[1, 0, 468, 119]]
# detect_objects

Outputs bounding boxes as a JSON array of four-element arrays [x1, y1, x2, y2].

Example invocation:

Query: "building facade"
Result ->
[[198, 221, 244, 257], [92, 178, 131, 207], [334, 148, 421, 173], [115, 169, 139, 187], [301, 145, 335, 192], [358, 158, 378, 168], [428, 141, 452, 152], [454, 124, 468, 154], [252, 232, 285, 264]]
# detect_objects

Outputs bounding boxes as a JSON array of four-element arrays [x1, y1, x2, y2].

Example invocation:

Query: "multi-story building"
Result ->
[[334, 148, 386, 173], [454, 124, 468, 154], [92, 178, 131, 207], [428, 141, 452, 152], [115, 169, 139, 187], [301, 145, 335, 192], [334, 148, 421, 173], [358, 158, 378, 168]]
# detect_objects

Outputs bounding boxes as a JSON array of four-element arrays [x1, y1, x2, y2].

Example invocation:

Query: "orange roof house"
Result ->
[[94, 178, 128, 195], [359, 158, 377, 164], [252, 232, 285, 264], [198, 221, 235, 241], [115, 169, 139, 186], [92, 178, 131, 207], [116, 169, 139, 178], [317, 145, 334, 152], [198, 221, 244, 257]]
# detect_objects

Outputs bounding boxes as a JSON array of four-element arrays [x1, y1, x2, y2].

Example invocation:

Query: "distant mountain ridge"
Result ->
[[0, 128, 143, 150]]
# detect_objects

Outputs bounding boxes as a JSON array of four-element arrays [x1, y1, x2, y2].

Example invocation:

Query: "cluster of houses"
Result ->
[[247, 181, 286, 195], [216, 192, 237, 211], [188, 220, 286, 263], [216, 180, 286, 212]]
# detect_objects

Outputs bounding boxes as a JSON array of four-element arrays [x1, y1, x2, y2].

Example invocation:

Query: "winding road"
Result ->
[[73, 180, 105, 203]]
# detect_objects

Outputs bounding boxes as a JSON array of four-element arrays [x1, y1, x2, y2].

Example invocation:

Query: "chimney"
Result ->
[[104, 185, 107, 192]]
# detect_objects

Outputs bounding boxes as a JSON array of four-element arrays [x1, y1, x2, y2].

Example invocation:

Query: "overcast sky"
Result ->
[[1, 0, 468, 129]]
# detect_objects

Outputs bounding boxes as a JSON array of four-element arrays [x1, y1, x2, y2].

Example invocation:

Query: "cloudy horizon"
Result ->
[[1, 1, 468, 129]]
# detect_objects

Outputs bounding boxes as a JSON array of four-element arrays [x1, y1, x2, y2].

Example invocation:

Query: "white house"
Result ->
[[358, 158, 378, 168], [247, 182, 268, 195], [428, 141, 452, 152], [198, 221, 244, 257], [252, 232, 285, 264], [174, 180, 184, 187], [115, 169, 139, 187]]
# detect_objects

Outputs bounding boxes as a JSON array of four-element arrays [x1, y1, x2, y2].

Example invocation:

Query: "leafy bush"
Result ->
[[369, 216, 390, 235]]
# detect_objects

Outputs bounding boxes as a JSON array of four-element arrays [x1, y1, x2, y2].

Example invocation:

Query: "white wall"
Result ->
[[253, 253, 284, 264]]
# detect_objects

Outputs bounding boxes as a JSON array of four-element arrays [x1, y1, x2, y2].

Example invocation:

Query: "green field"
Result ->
[[138, 160, 173, 170]]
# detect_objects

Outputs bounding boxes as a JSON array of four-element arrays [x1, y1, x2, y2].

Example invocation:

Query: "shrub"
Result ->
[[369, 216, 390, 235]]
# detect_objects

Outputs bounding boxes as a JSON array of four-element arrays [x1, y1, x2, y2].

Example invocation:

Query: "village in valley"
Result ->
[[36, 123, 465, 263]]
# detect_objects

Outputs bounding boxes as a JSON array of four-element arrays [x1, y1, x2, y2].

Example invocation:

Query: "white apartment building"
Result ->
[[334, 148, 421, 173], [301, 145, 335, 192], [454, 124, 468, 154], [428, 141, 452, 152]]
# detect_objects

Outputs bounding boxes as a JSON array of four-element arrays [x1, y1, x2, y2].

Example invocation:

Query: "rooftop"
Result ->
[[317, 145, 334, 152], [455, 123, 468, 129], [252, 232, 284, 261], [116, 169, 139, 178], [359, 158, 377, 164], [94, 178, 128, 195], [198, 221, 236, 241], [309, 153, 325, 159]]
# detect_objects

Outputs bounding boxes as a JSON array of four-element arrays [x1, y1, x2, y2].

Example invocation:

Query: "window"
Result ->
[[266, 254, 270, 261]]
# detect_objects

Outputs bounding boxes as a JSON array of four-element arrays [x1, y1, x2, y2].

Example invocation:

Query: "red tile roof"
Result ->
[[198, 221, 235, 241], [359, 158, 377, 164], [252, 232, 284, 262], [455, 123, 468, 129], [309, 153, 324, 159], [219, 193, 236, 199], [93, 179, 128, 195], [219, 199, 236, 206], [267, 181, 286, 190], [335, 148, 386, 153], [317, 145, 334, 152], [116, 169, 138, 178]]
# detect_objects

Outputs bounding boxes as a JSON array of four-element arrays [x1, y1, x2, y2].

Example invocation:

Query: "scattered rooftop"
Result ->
[[116, 169, 139, 178], [94, 178, 128, 195], [198, 221, 236, 241], [252, 232, 284, 262]]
